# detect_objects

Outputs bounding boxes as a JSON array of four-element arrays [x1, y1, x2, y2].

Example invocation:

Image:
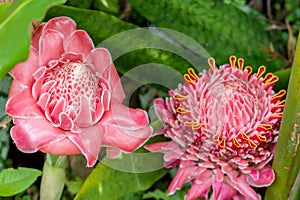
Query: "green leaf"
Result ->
[[45, 5, 211, 94], [0, 130, 9, 170], [93, 0, 120, 15], [0, 0, 67, 79], [273, 68, 291, 92], [265, 33, 300, 199], [128, 0, 283, 71], [75, 163, 167, 200], [0, 167, 42, 197]]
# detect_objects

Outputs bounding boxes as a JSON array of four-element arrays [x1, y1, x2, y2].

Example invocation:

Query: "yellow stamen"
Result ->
[[272, 90, 286, 99], [264, 73, 279, 85], [241, 132, 249, 140], [245, 66, 253, 76], [256, 66, 266, 79], [275, 100, 286, 107], [176, 107, 190, 114], [258, 124, 273, 131], [229, 55, 236, 68], [184, 74, 196, 85], [213, 133, 220, 141], [173, 93, 188, 101], [192, 123, 204, 130], [247, 139, 258, 148], [184, 121, 196, 127], [233, 137, 241, 148], [208, 57, 216, 71], [255, 133, 267, 142], [187, 68, 199, 80], [237, 58, 244, 70], [219, 138, 226, 148]]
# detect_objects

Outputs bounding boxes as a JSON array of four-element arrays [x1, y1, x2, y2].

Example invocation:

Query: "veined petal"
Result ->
[[248, 167, 275, 187], [6, 87, 44, 118], [9, 47, 39, 86], [64, 30, 94, 56], [39, 29, 64, 66], [101, 100, 152, 152], [67, 125, 103, 167], [42, 16, 76, 38], [11, 118, 66, 153], [87, 48, 125, 101]]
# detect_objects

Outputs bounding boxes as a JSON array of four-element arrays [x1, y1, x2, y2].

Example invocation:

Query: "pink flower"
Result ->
[[145, 56, 285, 200], [6, 16, 152, 167]]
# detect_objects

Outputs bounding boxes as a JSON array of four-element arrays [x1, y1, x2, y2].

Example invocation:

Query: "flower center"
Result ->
[[37, 62, 110, 132]]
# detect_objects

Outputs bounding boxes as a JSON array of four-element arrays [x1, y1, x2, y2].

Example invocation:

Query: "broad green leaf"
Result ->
[[0, 167, 42, 197], [128, 0, 284, 71], [75, 163, 167, 200], [0, 3, 10, 22], [46, 5, 210, 79], [265, 33, 300, 199], [0, 0, 67, 79], [93, 0, 120, 15], [273, 68, 291, 92]]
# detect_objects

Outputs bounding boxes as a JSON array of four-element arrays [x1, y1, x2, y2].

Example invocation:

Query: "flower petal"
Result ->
[[43, 16, 76, 38], [39, 29, 64, 66], [9, 47, 39, 86], [11, 117, 66, 153], [67, 125, 103, 167], [101, 99, 152, 152], [64, 30, 94, 56], [87, 48, 125, 101], [6, 87, 44, 119], [248, 167, 275, 187], [31, 23, 45, 49]]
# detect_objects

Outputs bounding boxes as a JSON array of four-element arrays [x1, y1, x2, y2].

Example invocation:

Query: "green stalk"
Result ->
[[265, 33, 300, 199], [40, 154, 67, 200]]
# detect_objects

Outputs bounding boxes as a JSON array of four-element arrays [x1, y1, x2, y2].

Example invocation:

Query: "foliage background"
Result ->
[[0, 0, 299, 199]]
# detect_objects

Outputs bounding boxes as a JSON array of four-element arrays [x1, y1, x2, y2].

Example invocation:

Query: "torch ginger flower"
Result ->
[[6, 17, 152, 167], [145, 56, 285, 200]]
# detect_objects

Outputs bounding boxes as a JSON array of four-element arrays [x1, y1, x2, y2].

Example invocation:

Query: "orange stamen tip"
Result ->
[[213, 133, 220, 141], [184, 121, 196, 127], [245, 66, 253, 76], [247, 139, 258, 148], [233, 137, 241, 148], [272, 90, 286, 99], [173, 93, 188, 101], [230, 56, 237, 68], [184, 74, 196, 85], [264, 73, 279, 85], [187, 68, 199, 80], [258, 124, 273, 131], [192, 123, 204, 130], [176, 107, 190, 114], [256, 66, 266, 79], [241, 132, 249, 140], [219, 138, 226, 148], [255, 134, 267, 142], [208, 57, 216, 71], [237, 58, 244, 70]]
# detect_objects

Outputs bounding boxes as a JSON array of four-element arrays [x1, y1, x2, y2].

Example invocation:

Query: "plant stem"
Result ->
[[265, 33, 300, 199], [40, 154, 67, 200]]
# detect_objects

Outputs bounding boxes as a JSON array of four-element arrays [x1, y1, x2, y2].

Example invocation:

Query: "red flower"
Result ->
[[146, 56, 285, 200], [6, 17, 152, 167]]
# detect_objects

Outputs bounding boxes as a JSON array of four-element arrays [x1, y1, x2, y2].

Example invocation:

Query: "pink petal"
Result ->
[[7, 79, 23, 99], [39, 29, 64, 66], [31, 23, 45, 49], [40, 137, 81, 155], [6, 87, 44, 119], [64, 30, 94, 56], [87, 48, 125, 101], [101, 99, 152, 152], [228, 176, 260, 200], [74, 96, 93, 127], [9, 47, 39, 86], [248, 167, 275, 187], [43, 16, 76, 38], [168, 166, 201, 194], [154, 98, 174, 122], [106, 147, 121, 159], [216, 182, 238, 200], [67, 125, 103, 167], [10, 117, 66, 153], [185, 177, 212, 200]]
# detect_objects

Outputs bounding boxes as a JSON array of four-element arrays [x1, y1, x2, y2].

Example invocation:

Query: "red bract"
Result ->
[[146, 56, 285, 200], [6, 17, 152, 167]]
